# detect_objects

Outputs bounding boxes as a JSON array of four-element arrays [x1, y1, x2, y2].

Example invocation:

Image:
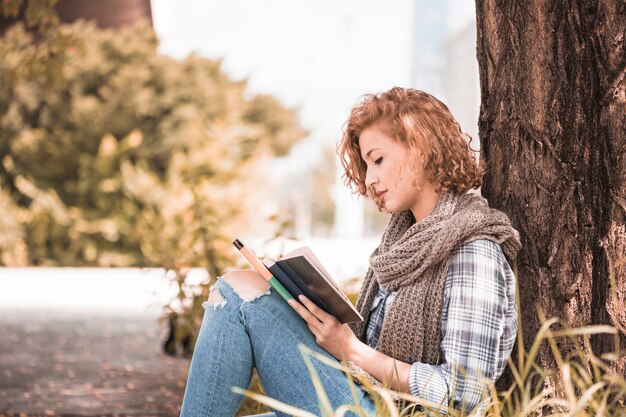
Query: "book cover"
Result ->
[[265, 260, 333, 315], [272, 247, 363, 324], [234, 238, 363, 324], [263, 260, 304, 301], [279, 256, 362, 324]]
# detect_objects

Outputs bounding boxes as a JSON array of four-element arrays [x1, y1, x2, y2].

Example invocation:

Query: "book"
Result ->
[[262, 246, 364, 324], [233, 238, 295, 304], [263, 258, 332, 315]]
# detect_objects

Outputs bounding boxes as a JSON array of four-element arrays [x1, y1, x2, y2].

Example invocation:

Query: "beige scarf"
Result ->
[[346, 192, 521, 387]]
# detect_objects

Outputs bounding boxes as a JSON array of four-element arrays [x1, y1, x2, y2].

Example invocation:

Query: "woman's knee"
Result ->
[[221, 269, 270, 301]]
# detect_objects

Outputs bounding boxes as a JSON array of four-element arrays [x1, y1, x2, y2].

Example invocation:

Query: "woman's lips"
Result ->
[[379, 191, 387, 200]]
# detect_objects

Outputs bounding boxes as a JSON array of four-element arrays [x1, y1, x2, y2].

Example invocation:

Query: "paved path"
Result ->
[[0, 308, 190, 417]]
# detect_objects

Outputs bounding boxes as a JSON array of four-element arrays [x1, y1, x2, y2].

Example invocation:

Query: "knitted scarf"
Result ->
[[348, 192, 521, 369]]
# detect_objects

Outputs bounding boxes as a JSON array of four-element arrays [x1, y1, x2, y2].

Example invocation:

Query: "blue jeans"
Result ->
[[180, 277, 377, 417]]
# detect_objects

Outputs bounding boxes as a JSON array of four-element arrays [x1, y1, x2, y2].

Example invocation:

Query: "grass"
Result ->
[[232, 270, 625, 417], [233, 316, 624, 416]]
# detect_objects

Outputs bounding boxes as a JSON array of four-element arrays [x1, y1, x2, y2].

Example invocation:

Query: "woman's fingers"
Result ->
[[297, 295, 335, 324], [288, 298, 322, 328]]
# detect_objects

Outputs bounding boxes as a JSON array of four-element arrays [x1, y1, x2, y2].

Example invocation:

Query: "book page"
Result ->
[[280, 255, 363, 323], [282, 247, 340, 288]]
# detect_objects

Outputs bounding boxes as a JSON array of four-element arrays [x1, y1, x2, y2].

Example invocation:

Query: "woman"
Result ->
[[180, 87, 521, 417]]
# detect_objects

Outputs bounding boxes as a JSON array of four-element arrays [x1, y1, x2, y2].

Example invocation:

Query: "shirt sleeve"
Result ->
[[408, 239, 512, 412]]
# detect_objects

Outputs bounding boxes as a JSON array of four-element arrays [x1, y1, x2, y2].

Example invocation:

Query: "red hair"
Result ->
[[338, 87, 484, 209]]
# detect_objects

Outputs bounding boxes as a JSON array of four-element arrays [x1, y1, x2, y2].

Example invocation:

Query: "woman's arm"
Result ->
[[289, 294, 413, 393], [346, 338, 413, 393], [289, 239, 516, 408]]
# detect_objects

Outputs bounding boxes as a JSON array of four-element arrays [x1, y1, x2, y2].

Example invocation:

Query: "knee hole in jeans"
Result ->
[[222, 270, 271, 302], [203, 288, 227, 310]]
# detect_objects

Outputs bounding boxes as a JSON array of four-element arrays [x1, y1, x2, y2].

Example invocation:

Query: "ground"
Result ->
[[0, 309, 189, 417]]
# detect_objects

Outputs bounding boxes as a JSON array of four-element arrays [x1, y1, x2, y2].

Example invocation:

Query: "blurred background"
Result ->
[[0, 0, 480, 415]]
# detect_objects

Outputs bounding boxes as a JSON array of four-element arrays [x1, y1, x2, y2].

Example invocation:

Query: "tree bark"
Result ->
[[475, 0, 625, 382]]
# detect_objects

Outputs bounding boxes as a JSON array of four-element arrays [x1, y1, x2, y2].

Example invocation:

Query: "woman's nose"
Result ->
[[364, 168, 378, 188]]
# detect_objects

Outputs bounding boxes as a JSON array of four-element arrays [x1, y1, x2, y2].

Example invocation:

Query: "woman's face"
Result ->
[[359, 126, 434, 215]]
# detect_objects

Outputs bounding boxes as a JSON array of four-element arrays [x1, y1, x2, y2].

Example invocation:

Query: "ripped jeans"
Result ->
[[179, 276, 377, 417]]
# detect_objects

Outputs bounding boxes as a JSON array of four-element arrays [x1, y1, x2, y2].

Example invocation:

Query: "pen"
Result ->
[[232, 238, 294, 303]]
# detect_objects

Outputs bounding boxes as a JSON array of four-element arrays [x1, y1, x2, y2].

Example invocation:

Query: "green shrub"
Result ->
[[0, 20, 306, 267], [0, 19, 307, 351]]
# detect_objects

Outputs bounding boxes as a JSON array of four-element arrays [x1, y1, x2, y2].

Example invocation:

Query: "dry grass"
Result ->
[[234, 317, 624, 416], [233, 260, 626, 416]]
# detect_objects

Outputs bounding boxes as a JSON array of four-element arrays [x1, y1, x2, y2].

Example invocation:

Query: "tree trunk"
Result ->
[[0, 0, 152, 34], [55, 0, 152, 29], [475, 0, 625, 382]]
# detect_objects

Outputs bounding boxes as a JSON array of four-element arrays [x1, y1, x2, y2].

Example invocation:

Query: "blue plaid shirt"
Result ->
[[364, 239, 517, 412]]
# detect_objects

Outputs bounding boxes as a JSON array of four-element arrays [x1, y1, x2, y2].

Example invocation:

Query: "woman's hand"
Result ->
[[288, 295, 362, 361], [290, 294, 413, 393]]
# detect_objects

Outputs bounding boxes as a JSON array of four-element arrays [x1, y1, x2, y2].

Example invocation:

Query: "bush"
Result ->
[[0, 20, 306, 267], [0, 19, 307, 351]]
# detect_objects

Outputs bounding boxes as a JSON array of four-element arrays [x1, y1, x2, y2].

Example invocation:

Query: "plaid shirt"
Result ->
[[365, 239, 517, 412]]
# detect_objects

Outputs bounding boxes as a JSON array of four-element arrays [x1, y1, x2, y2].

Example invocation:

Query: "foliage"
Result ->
[[1, 0, 59, 31], [0, 20, 306, 267], [0, 20, 307, 348], [0, 184, 27, 265], [1, 0, 81, 88]]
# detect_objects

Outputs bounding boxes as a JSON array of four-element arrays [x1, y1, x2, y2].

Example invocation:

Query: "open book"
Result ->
[[262, 247, 364, 324]]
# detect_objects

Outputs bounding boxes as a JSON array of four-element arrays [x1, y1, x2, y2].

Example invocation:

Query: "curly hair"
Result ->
[[337, 87, 484, 209]]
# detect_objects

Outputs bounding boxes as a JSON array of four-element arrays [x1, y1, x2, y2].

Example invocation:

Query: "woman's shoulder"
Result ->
[[451, 238, 504, 261], [445, 239, 510, 289]]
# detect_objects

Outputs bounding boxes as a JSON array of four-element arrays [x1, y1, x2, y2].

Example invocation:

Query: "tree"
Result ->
[[0, 21, 306, 267], [0, 20, 307, 351], [1, 0, 80, 88], [475, 0, 625, 382]]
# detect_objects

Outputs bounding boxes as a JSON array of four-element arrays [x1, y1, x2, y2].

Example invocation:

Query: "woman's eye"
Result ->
[[374, 157, 383, 165]]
